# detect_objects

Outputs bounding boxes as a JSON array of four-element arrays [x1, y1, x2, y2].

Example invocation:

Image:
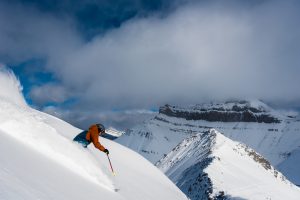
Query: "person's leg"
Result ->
[[73, 131, 90, 148]]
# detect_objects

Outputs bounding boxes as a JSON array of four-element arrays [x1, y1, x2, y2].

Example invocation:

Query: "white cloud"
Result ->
[[42, 105, 156, 130], [29, 83, 71, 105], [51, 0, 300, 110], [0, 1, 82, 64], [1, 0, 300, 114]]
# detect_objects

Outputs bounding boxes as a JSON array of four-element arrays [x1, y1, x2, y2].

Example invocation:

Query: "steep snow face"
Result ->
[[0, 130, 116, 200], [0, 70, 188, 200], [156, 129, 300, 200], [116, 101, 300, 185], [0, 99, 113, 190]]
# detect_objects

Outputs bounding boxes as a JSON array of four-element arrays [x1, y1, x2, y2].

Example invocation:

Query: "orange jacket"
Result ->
[[86, 124, 105, 152]]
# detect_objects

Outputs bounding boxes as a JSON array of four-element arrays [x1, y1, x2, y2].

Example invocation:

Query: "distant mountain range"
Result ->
[[116, 100, 300, 199]]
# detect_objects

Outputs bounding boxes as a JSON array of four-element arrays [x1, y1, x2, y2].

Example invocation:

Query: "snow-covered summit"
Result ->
[[156, 129, 300, 200], [117, 99, 300, 187], [0, 68, 188, 200], [159, 100, 282, 123]]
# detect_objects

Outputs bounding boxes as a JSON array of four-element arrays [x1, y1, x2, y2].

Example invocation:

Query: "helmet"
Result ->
[[96, 124, 105, 134]]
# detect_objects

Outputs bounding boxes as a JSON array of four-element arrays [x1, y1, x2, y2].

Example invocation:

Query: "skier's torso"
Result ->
[[73, 124, 105, 151]]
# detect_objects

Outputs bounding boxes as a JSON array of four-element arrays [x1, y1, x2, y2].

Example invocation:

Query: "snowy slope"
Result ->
[[277, 147, 300, 186], [0, 130, 117, 200], [156, 129, 300, 200], [0, 68, 188, 200], [116, 101, 300, 185]]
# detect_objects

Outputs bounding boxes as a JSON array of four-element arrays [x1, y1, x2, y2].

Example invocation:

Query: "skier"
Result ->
[[73, 123, 109, 155]]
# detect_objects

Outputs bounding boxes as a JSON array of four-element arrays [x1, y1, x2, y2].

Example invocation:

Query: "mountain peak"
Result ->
[[156, 129, 300, 200], [159, 100, 281, 123]]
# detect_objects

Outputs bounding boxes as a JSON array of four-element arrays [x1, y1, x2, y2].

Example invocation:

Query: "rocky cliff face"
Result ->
[[159, 100, 281, 123]]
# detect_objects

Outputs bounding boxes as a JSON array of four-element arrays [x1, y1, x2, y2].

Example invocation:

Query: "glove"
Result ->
[[104, 149, 109, 155]]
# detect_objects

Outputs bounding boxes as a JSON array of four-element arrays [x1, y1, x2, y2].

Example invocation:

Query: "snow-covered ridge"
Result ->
[[117, 100, 300, 188], [156, 129, 300, 200], [0, 69, 188, 200], [156, 130, 215, 180], [159, 100, 282, 123]]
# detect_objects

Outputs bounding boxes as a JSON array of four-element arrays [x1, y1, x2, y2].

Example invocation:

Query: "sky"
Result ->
[[1, 0, 300, 130]]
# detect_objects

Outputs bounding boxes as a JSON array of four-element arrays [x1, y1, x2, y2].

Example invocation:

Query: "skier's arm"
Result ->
[[91, 131, 105, 152]]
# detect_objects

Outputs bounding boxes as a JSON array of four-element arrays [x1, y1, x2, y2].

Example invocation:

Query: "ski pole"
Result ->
[[107, 154, 116, 176]]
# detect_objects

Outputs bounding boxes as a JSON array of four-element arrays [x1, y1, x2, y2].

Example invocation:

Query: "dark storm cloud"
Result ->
[[1, 0, 300, 129]]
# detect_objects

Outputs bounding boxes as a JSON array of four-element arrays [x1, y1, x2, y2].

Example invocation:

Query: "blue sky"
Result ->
[[1, 0, 300, 129]]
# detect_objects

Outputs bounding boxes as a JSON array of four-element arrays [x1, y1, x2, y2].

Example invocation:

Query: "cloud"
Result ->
[[0, 1, 82, 64], [29, 83, 71, 106], [43, 105, 156, 130], [1, 0, 300, 128], [50, 0, 300, 110]]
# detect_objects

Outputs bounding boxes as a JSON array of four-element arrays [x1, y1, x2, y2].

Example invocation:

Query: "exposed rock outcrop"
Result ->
[[159, 101, 280, 123]]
